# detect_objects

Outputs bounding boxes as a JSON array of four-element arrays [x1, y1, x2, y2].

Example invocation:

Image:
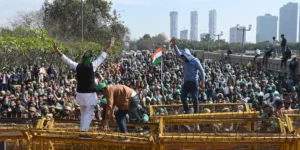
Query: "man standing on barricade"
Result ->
[[171, 38, 205, 114], [53, 37, 115, 139]]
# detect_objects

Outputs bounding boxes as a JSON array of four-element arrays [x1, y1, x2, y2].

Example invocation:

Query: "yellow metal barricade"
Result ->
[[285, 114, 300, 134], [151, 112, 259, 123], [2, 112, 300, 150], [150, 103, 250, 117], [0, 117, 43, 150], [31, 129, 156, 150], [30, 118, 159, 150], [157, 117, 297, 150]]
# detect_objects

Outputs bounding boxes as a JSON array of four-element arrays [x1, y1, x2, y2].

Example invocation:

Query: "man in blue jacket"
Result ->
[[171, 38, 205, 114]]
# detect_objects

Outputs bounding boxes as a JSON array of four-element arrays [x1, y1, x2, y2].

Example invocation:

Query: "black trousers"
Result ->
[[281, 56, 288, 68]]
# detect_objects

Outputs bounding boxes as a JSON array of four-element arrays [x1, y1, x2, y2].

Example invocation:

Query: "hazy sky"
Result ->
[[0, 0, 299, 43]]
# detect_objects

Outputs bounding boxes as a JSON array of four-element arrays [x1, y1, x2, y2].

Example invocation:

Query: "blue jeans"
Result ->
[[115, 97, 140, 133], [1, 84, 7, 91], [181, 81, 199, 113], [115, 109, 128, 133]]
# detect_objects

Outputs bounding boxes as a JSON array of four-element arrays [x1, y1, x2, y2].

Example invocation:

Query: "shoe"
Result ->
[[78, 136, 93, 139]]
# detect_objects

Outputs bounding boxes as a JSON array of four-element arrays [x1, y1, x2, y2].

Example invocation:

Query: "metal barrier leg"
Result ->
[[280, 144, 284, 150], [151, 145, 155, 150], [40, 140, 43, 150], [159, 140, 165, 150], [26, 142, 30, 150], [33, 140, 37, 150], [46, 141, 50, 150], [286, 144, 290, 150], [250, 145, 257, 150]]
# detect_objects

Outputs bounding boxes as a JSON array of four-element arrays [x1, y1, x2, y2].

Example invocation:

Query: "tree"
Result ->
[[0, 26, 69, 68], [143, 34, 151, 39], [128, 40, 137, 50], [43, 0, 129, 44], [0, 25, 123, 72], [201, 34, 212, 42], [9, 10, 45, 29]]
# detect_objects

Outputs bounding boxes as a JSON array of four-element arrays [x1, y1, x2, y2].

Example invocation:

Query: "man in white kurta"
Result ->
[[61, 52, 107, 131], [53, 38, 115, 132]]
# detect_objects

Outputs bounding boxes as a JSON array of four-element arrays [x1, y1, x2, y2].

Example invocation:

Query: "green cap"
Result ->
[[163, 87, 168, 92], [138, 104, 142, 109], [167, 95, 173, 101], [100, 98, 107, 105], [142, 114, 149, 122], [96, 83, 106, 91], [177, 85, 182, 89]]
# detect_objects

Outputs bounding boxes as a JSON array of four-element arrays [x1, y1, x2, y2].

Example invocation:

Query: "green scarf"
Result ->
[[82, 57, 92, 63]]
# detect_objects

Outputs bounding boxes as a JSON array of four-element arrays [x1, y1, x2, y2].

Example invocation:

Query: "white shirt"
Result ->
[[39, 67, 46, 74], [272, 40, 279, 48], [2, 75, 6, 84], [61, 52, 107, 106], [255, 49, 261, 55], [224, 86, 229, 95]]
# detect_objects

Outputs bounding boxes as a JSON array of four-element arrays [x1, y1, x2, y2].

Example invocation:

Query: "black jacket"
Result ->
[[76, 62, 96, 93]]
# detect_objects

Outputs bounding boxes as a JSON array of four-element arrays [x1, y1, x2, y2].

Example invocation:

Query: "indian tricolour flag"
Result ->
[[151, 47, 162, 65]]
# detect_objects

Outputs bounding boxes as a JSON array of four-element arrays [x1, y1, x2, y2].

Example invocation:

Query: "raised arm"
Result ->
[[171, 38, 182, 57], [92, 52, 107, 70], [92, 37, 115, 70], [53, 43, 78, 70], [61, 55, 78, 70]]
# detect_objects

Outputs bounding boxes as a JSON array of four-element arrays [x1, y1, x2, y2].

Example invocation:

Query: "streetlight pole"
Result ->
[[236, 24, 252, 65], [214, 31, 223, 41], [81, 0, 83, 42], [214, 31, 223, 51]]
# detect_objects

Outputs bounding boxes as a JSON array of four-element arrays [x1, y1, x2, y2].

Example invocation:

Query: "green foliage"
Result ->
[[201, 34, 212, 42], [0, 26, 70, 68], [143, 34, 151, 39], [65, 40, 123, 63], [131, 35, 300, 53], [0, 26, 69, 52], [43, 0, 129, 44]]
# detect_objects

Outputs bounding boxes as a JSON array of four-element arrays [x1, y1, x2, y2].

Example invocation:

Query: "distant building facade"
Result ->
[[170, 11, 178, 38], [190, 11, 198, 41], [230, 26, 246, 43], [180, 30, 188, 40], [209, 10, 217, 41]]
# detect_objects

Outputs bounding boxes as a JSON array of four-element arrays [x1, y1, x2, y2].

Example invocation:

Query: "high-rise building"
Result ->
[[170, 11, 178, 38], [229, 27, 246, 43], [279, 2, 298, 43], [180, 30, 188, 40], [256, 14, 278, 43], [190, 11, 198, 41], [209, 10, 217, 41], [200, 33, 208, 41]]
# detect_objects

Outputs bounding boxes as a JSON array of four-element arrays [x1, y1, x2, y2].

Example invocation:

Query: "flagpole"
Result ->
[[161, 44, 165, 104]]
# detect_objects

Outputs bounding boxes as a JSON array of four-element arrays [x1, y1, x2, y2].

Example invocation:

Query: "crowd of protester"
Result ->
[[0, 49, 299, 127]]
